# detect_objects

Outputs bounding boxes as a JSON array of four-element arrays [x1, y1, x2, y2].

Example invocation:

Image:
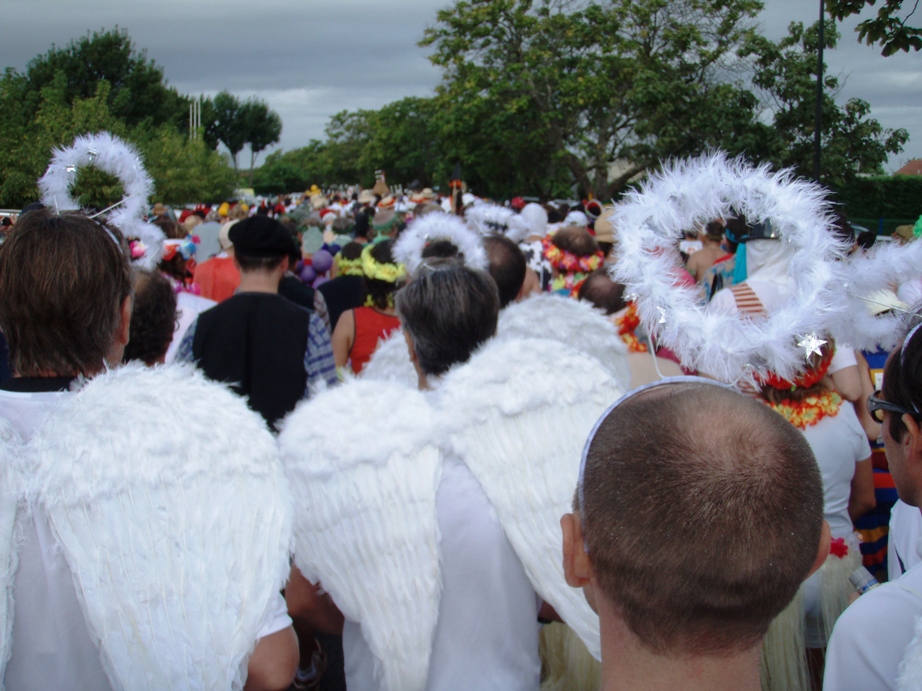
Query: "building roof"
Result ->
[[895, 160, 922, 176]]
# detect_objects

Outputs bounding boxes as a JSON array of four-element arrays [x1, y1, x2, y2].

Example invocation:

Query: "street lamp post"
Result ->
[[814, 0, 825, 182]]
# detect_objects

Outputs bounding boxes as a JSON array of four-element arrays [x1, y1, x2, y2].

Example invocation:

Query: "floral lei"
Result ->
[[361, 244, 406, 283], [542, 235, 604, 274], [614, 303, 648, 353], [335, 253, 365, 277], [766, 390, 843, 430]]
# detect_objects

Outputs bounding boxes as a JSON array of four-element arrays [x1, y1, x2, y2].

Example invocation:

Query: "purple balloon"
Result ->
[[299, 265, 317, 284], [312, 249, 333, 274], [294, 259, 304, 273], [312, 276, 328, 289]]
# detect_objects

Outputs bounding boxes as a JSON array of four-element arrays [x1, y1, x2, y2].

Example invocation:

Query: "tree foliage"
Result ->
[[0, 29, 238, 208], [20, 28, 189, 130], [420, 0, 766, 199], [743, 20, 908, 186], [825, 0, 922, 55], [200, 91, 283, 177]]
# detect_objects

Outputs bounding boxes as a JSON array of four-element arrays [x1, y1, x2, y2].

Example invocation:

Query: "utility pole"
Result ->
[[813, 0, 825, 182]]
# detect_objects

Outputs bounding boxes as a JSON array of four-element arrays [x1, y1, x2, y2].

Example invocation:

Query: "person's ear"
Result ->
[[117, 295, 132, 347], [806, 520, 832, 580], [403, 329, 418, 366], [902, 414, 922, 459], [561, 512, 599, 608]]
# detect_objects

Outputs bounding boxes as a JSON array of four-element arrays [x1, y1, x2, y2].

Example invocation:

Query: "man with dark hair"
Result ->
[[825, 323, 922, 689], [578, 269, 627, 316], [562, 379, 830, 691], [176, 214, 336, 428], [482, 235, 527, 309], [0, 210, 297, 690]]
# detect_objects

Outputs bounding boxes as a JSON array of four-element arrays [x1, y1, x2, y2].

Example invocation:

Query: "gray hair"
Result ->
[[395, 260, 499, 376]]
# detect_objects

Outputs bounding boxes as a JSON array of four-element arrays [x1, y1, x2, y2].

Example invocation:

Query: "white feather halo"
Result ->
[[827, 240, 922, 351], [610, 152, 848, 388], [465, 202, 530, 243], [39, 132, 164, 270], [395, 212, 488, 275]]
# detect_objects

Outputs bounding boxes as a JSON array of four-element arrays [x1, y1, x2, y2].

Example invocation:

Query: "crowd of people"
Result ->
[[1, 161, 922, 691]]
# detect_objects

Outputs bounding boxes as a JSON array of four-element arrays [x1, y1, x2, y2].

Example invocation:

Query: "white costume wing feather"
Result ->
[[497, 295, 631, 390], [0, 418, 22, 687], [278, 379, 442, 691], [360, 328, 418, 387], [436, 338, 625, 660], [26, 364, 290, 691]]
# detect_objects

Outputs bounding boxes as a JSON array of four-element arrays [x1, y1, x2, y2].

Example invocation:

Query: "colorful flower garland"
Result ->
[[614, 304, 648, 353], [335, 253, 365, 277], [361, 244, 406, 283], [541, 235, 604, 274], [766, 390, 843, 430]]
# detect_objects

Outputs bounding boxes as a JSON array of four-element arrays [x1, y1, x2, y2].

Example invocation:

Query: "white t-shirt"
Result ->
[[799, 404, 871, 647], [890, 500, 922, 580], [0, 384, 289, 689], [343, 452, 542, 691], [803, 403, 872, 539], [825, 561, 922, 690]]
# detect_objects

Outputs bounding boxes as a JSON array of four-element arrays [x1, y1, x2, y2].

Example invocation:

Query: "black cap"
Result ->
[[229, 215, 297, 257]]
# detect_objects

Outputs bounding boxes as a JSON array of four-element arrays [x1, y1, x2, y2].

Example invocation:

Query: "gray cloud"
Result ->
[[2, 0, 919, 168]]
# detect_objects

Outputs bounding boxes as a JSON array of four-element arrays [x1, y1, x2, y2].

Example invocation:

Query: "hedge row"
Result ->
[[831, 175, 922, 233]]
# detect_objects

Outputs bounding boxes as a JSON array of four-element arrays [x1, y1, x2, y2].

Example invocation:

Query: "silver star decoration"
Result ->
[[65, 164, 76, 174], [657, 306, 667, 324], [797, 334, 826, 358], [625, 292, 638, 302], [87, 148, 98, 162]]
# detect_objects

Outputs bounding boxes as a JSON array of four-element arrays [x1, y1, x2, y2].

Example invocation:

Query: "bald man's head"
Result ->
[[579, 382, 823, 656]]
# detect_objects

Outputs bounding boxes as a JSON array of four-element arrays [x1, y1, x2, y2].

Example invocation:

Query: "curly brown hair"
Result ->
[[123, 270, 177, 365]]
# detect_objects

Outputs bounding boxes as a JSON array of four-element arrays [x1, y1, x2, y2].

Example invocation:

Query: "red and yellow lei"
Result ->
[[615, 304, 648, 353], [541, 235, 604, 274], [767, 390, 843, 430]]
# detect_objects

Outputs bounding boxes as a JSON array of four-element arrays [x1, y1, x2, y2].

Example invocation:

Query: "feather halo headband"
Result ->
[[394, 212, 488, 276], [465, 202, 530, 243], [39, 132, 164, 270], [609, 151, 849, 389]]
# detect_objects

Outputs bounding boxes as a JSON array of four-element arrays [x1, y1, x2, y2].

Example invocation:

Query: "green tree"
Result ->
[[825, 0, 922, 55], [240, 98, 283, 181], [743, 20, 908, 186], [134, 124, 237, 204], [20, 27, 189, 130], [0, 69, 235, 207], [421, 0, 765, 199], [208, 91, 248, 171]]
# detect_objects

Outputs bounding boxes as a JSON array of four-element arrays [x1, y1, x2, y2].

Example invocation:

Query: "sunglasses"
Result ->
[[867, 390, 920, 423]]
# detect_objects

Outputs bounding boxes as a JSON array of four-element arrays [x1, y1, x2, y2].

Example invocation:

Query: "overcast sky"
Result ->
[[2, 0, 920, 171]]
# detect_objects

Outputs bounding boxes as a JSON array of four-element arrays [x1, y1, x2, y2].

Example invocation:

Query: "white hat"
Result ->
[[563, 210, 589, 228], [219, 220, 238, 250], [520, 203, 548, 238]]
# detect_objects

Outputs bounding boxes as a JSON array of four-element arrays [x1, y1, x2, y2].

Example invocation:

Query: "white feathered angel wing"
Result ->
[[360, 327, 418, 387], [26, 364, 291, 691], [497, 294, 631, 391], [278, 379, 442, 691], [436, 337, 625, 660], [0, 417, 22, 685]]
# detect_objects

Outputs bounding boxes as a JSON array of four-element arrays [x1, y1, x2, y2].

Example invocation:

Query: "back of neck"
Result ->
[[600, 611, 762, 691]]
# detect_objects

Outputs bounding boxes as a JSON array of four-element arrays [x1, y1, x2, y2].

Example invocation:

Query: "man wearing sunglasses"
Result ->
[[826, 323, 922, 689]]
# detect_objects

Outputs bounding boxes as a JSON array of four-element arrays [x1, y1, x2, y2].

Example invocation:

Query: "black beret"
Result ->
[[229, 215, 297, 257]]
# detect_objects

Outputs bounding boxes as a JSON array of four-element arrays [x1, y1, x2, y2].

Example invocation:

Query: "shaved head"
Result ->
[[580, 382, 824, 656]]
